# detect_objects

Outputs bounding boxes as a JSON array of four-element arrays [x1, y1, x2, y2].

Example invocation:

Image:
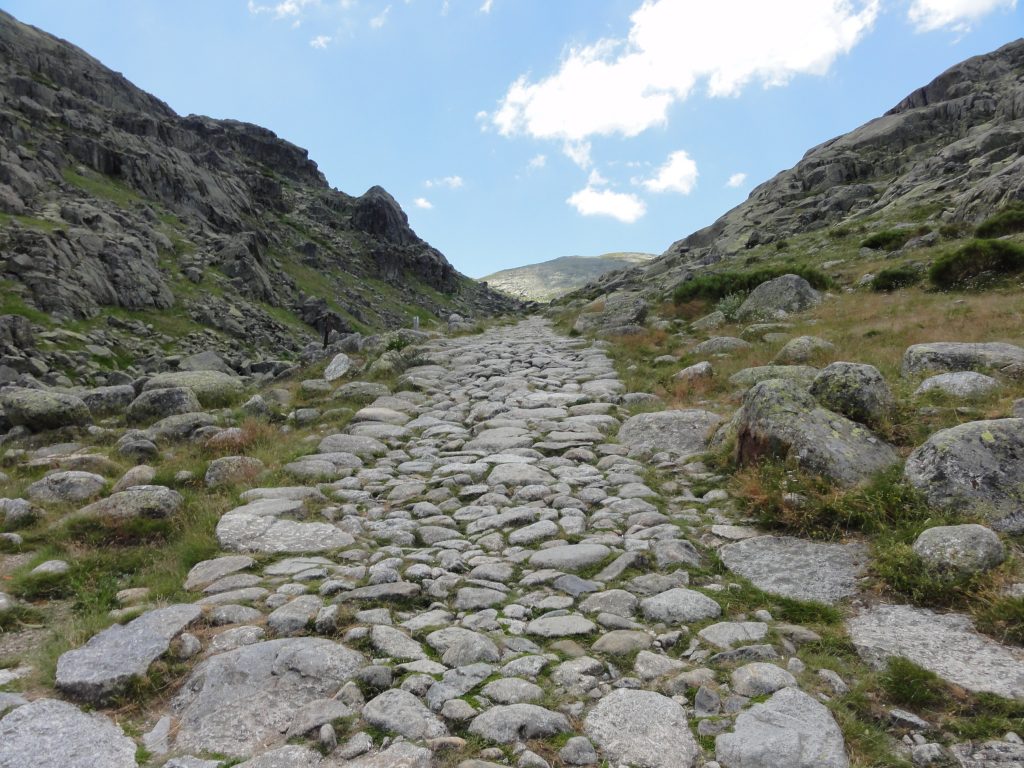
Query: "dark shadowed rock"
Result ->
[[810, 362, 894, 427]]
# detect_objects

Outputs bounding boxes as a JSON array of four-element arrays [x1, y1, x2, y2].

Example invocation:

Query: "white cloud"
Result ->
[[908, 0, 1016, 31], [528, 154, 547, 169], [413, 197, 433, 209], [480, 0, 494, 12], [587, 168, 609, 187], [562, 140, 592, 169], [248, 0, 320, 18], [726, 172, 747, 188], [566, 186, 646, 223], [492, 0, 879, 142], [425, 175, 464, 189], [370, 5, 391, 27], [642, 150, 698, 194], [310, 34, 332, 48]]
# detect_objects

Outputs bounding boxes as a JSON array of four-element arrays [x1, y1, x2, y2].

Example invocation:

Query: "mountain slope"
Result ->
[[570, 38, 1024, 300], [0, 10, 517, 380], [481, 252, 654, 301]]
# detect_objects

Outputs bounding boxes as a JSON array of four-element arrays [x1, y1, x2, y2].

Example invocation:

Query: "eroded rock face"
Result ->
[[721, 378, 899, 486], [172, 638, 365, 758], [904, 418, 1024, 532]]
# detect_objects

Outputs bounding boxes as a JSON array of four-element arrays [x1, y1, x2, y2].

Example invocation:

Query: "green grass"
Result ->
[[0, 280, 52, 324], [62, 168, 142, 209], [880, 657, 945, 708], [975, 202, 1024, 239], [0, 211, 62, 233], [929, 238, 1024, 289]]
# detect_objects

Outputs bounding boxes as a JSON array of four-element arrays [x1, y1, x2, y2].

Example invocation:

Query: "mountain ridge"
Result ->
[[481, 252, 655, 302]]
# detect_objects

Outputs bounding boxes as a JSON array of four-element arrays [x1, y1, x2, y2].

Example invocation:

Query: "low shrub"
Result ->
[[861, 230, 912, 251], [870, 266, 920, 292], [881, 657, 946, 709], [928, 238, 1024, 288], [714, 292, 747, 321], [975, 202, 1024, 239], [672, 265, 831, 305]]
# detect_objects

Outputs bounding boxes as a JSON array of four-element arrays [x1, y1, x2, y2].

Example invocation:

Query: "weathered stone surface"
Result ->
[[363, 689, 447, 740], [914, 371, 1001, 400], [719, 536, 867, 604], [126, 387, 201, 424], [721, 378, 899, 486], [731, 663, 797, 697], [321, 742, 431, 768], [143, 370, 245, 405], [729, 365, 818, 389], [904, 418, 1024, 532], [692, 336, 752, 356], [1, 387, 91, 431], [217, 500, 354, 554], [774, 335, 835, 364], [77, 485, 183, 521], [0, 698, 138, 768], [56, 604, 202, 703], [617, 410, 723, 459], [716, 687, 849, 768], [584, 689, 699, 768], [468, 704, 571, 744], [810, 362, 894, 427], [698, 621, 769, 650], [736, 274, 821, 322], [901, 342, 1024, 378], [912, 524, 1005, 574], [27, 470, 105, 503], [528, 543, 609, 571], [640, 588, 721, 624], [573, 293, 647, 335], [847, 603, 1024, 700], [184, 555, 255, 590], [324, 353, 352, 382], [173, 638, 365, 758]]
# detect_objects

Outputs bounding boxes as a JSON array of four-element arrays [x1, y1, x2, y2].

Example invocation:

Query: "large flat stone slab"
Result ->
[[847, 604, 1024, 700], [56, 603, 202, 704], [217, 512, 354, 554], [584, 689, 699, 768], [0, 698, 137, 768], [617, 410, 723, 458], [172, 638, 365, 758], [719, 536, 867, 604]]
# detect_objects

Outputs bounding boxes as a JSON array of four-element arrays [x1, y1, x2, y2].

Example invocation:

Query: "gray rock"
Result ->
[[0, 387, 91, 431], [234, 746, 321, 768], [362, 689, 447, 740], [729, 365, 818, 389], [715, 687, 849, 768], [719, 378, 899, 486], [56, 603, 202, 703], [526, 614, 596, 637], [468, 704, 571, 744], [173, 638, 365, 758], [217, 502, 354, 554], [185, 555, 255, 590], [584, 689, 699, 768], [912, 524, 1005, 574], [560, 736, 599, 766], [268, 595, 323, 636], [80, 385, 136, 417], [730, 663, 796, 696], [0, 698, 137, 768], [573, 293, 647, 335], [178, 350, 235, 375], [528, 543, 609, 571], [698, 621, 769, 650], [369, 625, 425, 661], [692, 336, 752, 356], [324, 354, 352, 381], [810, 362, 894, 427], [774, 335, 835, 364], [318, 433, 388, 459], [735, 274, 822, 322], [323, 741, 431, 767], [126, 387, 201, 424], [904, 418, 1024, 532], [480, 677, 544, 704], [901, 342, 1024, 378], [205, 455, 265, 488], [847, 603, 1024, 700], [914, 371, 1001, 400], [617, 409, 723, 459], [27, 470, 105, 503], [143, 370, 244, 405], [76, 485, 183, 521], [640, 588, 721, 624], [719, 536, 867, 604]]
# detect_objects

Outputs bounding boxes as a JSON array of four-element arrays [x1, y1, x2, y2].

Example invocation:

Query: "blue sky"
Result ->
[[4, 1, 1021, 277]]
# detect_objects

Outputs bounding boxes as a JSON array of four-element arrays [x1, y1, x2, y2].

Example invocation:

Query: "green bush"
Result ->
[[861, 230, 912, 251], [870, 266, 920, 292], [672, 266, 831, 305], [714, 292, 747, 321], [928, 238, 1024, 288], [975, 202, 1024, 239]]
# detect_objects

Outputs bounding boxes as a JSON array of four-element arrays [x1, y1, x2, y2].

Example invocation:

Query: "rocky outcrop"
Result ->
[[0, 10, 519, 380], [569, 39, 1024, 300]]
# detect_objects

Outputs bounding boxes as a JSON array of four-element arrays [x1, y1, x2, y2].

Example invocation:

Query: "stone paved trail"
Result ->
[[4, 318, 1024, 768]]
